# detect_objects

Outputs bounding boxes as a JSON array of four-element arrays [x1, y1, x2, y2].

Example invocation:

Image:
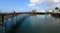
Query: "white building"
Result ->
[[53, 7, 60, 13]]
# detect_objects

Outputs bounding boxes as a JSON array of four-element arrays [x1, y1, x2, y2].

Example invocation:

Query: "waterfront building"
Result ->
[[53, 7, 60, 13], [32, 10, 37, 13]]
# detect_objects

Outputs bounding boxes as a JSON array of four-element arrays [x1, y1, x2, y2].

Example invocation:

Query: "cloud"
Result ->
[[45, 0, 60, 7], [28, 0, 44, 7], [28, 3, 35, 7], [54, 4, 60, 7], [52, 0, 60, 3], [28, 0, 60, 7], [27, 0, 60, 10], [45, 0, 60, 3], [30, 0, 43, 4]]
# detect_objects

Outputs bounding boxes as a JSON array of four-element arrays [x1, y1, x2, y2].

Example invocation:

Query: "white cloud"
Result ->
[[45, 0, 60, 3], [28, 3, 35, 7], [28, 0, 60, 10], [53, 0, 60, 3], [30, 0, 43, 4], [28, 0, 44, 7], [54, 4, 60, 7], [28, 0, 60, 7], [43, 0, 60, 9]]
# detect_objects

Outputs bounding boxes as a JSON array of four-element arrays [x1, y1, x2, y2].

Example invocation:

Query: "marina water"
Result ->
[[0, 14, 60, 33]]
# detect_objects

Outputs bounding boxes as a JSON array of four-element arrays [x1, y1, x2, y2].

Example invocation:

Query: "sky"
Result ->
[[0, 0, 60, 12]]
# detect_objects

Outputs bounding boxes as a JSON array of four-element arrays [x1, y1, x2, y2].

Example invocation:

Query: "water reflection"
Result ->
[[17, 14, 60, 33], [0, 14, 60, 33]]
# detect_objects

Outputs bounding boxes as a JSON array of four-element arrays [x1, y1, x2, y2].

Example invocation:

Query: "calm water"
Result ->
[[0, 14, 60, 33]]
